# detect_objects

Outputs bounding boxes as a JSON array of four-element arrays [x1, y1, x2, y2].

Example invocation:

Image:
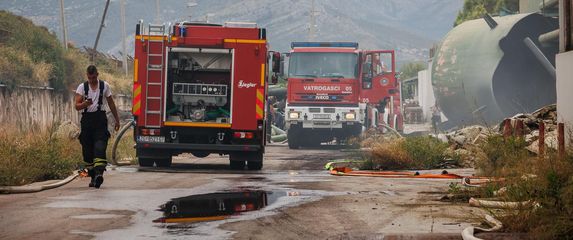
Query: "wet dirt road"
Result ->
[[0, 144, 479, 240]]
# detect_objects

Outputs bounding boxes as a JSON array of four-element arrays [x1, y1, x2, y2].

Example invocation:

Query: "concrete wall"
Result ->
[[556, 51, 573, 145], [417, 61, 438, 122], [520, 0, 544, 13], [0, 85, 132, 131]]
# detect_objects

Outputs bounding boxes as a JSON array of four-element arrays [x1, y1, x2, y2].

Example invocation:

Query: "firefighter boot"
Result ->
[[93, 158, 107, 188], [88, 168, 96, 188], [93, 167, 104, 189]]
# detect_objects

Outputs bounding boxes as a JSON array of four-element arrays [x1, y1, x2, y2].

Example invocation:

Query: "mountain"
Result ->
[[0, 0, 463, 64]]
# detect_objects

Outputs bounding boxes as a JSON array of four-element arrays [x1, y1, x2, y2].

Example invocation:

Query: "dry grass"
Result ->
[[0, 10, 133, 95], [360, 132, 451, 170], [99, 71, 132, 96], [0, 125, 83, 186], [0, 46, 51, 87], [363, 138, 413, 170], [469, 136, 573, 239], [108, 129, 136, 164]]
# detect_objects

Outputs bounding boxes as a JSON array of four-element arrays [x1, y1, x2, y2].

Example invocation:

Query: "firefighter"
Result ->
[[74, 65, 120, 188]]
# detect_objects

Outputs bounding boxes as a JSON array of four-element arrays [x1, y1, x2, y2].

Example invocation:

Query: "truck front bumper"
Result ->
[[285, 105, 363, 129]]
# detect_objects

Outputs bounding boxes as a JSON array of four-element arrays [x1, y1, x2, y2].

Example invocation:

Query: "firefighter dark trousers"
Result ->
[[79, 111, 110, 175]]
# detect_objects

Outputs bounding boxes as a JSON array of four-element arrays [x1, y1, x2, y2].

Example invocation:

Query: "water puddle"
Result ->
[[153, 190, 285, 224]]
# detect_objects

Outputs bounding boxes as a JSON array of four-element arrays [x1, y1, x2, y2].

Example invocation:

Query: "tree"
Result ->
[[454, 0, 519, 26], [399, 62, 426, 80]]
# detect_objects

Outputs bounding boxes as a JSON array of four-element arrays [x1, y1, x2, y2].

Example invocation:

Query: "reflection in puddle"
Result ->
[[154, 191, 292, 224]]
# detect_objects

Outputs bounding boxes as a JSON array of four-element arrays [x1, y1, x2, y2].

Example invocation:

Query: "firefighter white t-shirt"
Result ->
[[75, 80, 112, 112]]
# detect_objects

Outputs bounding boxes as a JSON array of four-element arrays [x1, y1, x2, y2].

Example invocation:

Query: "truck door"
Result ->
[[360, 51, 396, 105]]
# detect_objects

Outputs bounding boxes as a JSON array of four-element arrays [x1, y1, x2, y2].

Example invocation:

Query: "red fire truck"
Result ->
[[132, 21, 278, 170], [285, 42, 403, 148]]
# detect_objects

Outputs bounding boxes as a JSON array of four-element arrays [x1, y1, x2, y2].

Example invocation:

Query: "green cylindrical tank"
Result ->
[[432, 13, 558, 127]]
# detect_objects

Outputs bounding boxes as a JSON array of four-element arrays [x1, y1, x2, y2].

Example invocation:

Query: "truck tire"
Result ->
[[247, 151, 263, 170], [287, 129, 300, 149], [229, 154, 246, 170], [138, 157, 154, 167], [155, 157, 173, 167], [191, 151, 210, 158]]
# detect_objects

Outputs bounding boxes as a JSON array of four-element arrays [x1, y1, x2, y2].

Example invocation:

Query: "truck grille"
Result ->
[[313, 114, 331, 119], [309, 108, 321, 113], [323, 108, 335, 113]]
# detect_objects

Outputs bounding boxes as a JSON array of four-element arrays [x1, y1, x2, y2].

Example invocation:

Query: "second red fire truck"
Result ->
[[285, 42, 403, 148]]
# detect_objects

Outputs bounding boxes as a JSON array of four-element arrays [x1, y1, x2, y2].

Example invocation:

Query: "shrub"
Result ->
[[0, 125, 83, 186], [364, 138, 413, 170], [474, 135, 573, 239], [361, 135, 450, 170], [402, 136, 449, 169]]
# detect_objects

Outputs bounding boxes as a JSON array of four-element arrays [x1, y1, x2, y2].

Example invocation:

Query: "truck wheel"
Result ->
[[247, 161, 263, 170], [138, 157, 154, 167], [247, 152, 263, 170], [230, 160, 246, 170], [155, 157, 172, 167], [191, 151, 210, 158], [229, 154, 246, 170], [287, 129, 300, 149]]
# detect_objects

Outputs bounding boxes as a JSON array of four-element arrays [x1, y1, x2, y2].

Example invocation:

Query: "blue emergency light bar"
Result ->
[[291, 42, 359, 49]]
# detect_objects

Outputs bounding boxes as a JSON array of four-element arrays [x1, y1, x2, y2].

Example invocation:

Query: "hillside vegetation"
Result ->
[[454, 0, 519, 26], [0, 10, 131, 94]]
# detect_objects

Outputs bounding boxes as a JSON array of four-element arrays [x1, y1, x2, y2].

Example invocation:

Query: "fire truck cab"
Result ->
[[284, 42, 402, 148], [132, 21, 278, 170]]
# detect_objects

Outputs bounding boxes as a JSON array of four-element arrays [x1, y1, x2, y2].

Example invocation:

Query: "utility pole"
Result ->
[[59, 0, 68, 50], [120, 0, 128, 75], [187, 2, 198, 20], [205, 13, 215, 23], [92, 0, 111, 62], [155, 0, 160, 23], [308, 0, 318, 41]]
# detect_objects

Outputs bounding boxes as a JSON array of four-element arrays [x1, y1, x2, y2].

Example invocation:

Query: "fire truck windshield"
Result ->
[[288, 52, 358, 79]]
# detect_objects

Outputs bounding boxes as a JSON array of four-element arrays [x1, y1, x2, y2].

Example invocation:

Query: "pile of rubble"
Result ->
[[441, 104, 558, 167], [498, 104, 558, 155], [443, 125, 492, 167]]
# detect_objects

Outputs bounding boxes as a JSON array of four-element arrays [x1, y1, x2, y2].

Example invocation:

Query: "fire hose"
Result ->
[[0, 172, 79, 194], [110, 119, 136, 166], [461, 214, 503, 240]]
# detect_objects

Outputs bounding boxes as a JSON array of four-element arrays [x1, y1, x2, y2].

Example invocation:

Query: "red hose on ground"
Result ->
[[329, 167, 500, 183]]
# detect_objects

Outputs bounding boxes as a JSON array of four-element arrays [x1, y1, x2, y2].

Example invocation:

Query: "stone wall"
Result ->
[[0, 85, 131, 131]]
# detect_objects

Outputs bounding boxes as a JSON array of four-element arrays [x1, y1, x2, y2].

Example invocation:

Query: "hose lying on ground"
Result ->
[[469, 197, 538, 209], [324, 160, 365, 170], [0, 172, 79, 194], [461, 214, 503, 240], [271, 125, 287, 143], [378, 123, 404, 139], [111, 119, 136, 166]]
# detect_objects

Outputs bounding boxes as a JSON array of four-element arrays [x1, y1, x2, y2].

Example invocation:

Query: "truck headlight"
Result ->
[[344, 112, 356, 120], [289, 111, 300, 119]]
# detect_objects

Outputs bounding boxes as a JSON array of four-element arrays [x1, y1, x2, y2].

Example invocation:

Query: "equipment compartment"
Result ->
[[165, 48, 233, 124]]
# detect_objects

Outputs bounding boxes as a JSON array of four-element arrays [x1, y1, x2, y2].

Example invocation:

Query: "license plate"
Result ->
[[313, 114, 331, 119], [137, 136, 165, 143]]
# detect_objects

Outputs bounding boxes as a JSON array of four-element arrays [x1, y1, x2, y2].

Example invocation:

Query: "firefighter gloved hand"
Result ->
[[114, 120, 120, 131]]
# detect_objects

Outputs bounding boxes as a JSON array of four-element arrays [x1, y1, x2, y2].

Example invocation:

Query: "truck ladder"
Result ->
[[144, 24, 166, 128]]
